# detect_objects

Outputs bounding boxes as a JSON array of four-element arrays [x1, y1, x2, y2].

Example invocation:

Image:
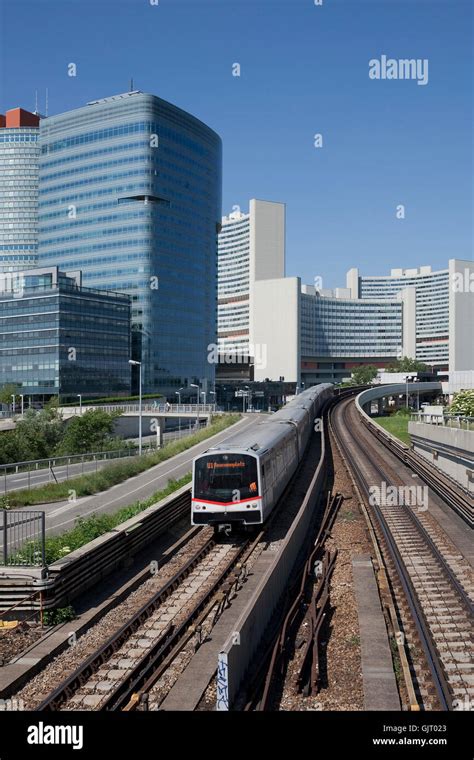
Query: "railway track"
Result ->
[[36, 530, 263, 711], [331, 397, 473, 710], [358, 406, 473, 528]]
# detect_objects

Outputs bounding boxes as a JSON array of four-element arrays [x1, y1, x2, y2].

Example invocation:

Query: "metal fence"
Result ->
[[0, 509, 45, 566], [410, 413, 474, 430], [0, 448, 141, 494], [61, 403, 216, 415], [0, 421, 208, 495]]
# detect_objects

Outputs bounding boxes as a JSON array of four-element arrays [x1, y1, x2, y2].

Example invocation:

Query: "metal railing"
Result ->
[[0, 448, 140, 494], [410, 412, 474, 430], [61, 403, 217, 415], [0, 509, 45, 567]]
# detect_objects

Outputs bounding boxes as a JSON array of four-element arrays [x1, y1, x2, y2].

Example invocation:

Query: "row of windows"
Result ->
[[0, 133, 38, 143], [41, 121, 159, 154], [40, 138, 151, 170]]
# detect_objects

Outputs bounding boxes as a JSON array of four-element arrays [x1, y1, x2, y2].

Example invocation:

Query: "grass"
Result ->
[[11, 473, 192, 565], [373, 414, 411, 446], [6, 414, 240, 507]]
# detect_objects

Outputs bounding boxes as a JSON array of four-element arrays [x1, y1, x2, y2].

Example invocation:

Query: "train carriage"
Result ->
[[191, 384, 333, 528]]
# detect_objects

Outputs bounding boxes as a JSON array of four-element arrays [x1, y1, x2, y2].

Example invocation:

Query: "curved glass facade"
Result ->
[[38, 92, 222, 393], [0, 127, 39, 272]]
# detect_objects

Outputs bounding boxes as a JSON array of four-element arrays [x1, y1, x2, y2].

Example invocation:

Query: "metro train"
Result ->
[[191, 384, 333, 528]]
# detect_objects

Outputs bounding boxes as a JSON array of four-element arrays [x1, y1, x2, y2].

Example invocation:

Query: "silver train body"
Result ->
[[191, 384, 333, 527]]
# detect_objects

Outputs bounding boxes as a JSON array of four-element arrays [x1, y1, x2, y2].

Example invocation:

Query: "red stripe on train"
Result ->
[[192, 496, 262, 506]]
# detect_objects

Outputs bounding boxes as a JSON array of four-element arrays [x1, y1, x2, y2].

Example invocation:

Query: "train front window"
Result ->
[[194, 454, 259, 503]]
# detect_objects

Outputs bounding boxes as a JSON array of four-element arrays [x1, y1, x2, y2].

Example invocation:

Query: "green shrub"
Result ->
[[41, 473, 192, 564], [8, 414, 239, 507], [43, 605, 76, 625]]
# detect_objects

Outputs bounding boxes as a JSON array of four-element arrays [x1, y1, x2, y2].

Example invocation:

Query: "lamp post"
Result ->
[[191, 383, 200, 430], [77, 394, 82, 414], [201, 390, 206, 407], [11, 394, 15, 416], [243, 385, 250, 413], [129, 360, 142, 455], [209, 390, 215, 410], [20, 394, 24, 418], [175, 388, 184, 433]]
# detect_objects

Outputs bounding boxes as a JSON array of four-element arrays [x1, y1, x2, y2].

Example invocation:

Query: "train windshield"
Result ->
[[194, 453, 259, 503]]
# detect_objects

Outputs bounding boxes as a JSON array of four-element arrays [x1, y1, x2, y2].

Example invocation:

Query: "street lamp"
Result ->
[[77, 394, 82, 414], [175, 388, 184, 433], [20, 394, 24, 418], [209, 390, 216, 410], [129, 360, 143, 455], [243, 385, 250, 413], [201, 390, 206, 406], [405, 375, 415, 410], [190, 383, 200, 429]]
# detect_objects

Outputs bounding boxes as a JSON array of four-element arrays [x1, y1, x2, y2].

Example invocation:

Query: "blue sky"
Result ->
[[0, 0, 472, 288]]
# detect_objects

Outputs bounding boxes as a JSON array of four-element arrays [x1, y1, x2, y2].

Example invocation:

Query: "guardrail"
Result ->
[[61, 403, 217, 415], [410, 413, 474, 431], [0, 485, 192, 614], [0, 425, 207, 494], [0, 448, 142, 494]]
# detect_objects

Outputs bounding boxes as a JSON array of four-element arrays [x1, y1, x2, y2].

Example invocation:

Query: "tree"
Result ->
[[449, 390, 474, 417], [56, 409, 123, 455], [385, 357, 428, 373], [0, 407, 63, 464], [351, 365, 378, 385], [0, 383, 20, 406], [14, 408, 63, 461]]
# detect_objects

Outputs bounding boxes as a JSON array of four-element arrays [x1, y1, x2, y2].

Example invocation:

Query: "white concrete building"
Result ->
[[217, 199, 285, 363]]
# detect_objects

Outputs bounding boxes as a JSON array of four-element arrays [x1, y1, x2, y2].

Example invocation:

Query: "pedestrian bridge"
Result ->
[[59, 403, 216, 420]]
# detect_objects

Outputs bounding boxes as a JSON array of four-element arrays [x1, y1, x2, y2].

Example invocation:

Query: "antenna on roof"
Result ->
[[45, 88, 49, 116], [34, 90, 38, 114], [129, 77, 134, 92]]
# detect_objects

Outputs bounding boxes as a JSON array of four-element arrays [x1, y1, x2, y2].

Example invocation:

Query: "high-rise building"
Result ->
[[251, 259, 473, 385], [0, 266, 131, 398], [0, 108, 40, 273], [217, 199, 285, 378], [346, 265, 450, 369], [37, 91, 222, 395]]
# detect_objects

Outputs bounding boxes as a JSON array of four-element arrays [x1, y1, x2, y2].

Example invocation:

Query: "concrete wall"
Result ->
[[449, 259, 474, 372], [252, 276, 300, 383], [399, 286, 416, 359], [408, 421, 474, 492], [249, 199, 285, 282]]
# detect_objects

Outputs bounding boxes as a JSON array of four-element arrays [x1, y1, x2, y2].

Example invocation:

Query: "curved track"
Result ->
[[331, 397, 473, 710]]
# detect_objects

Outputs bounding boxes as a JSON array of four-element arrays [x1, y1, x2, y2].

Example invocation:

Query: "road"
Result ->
[[0, 427, 202, 494], [15, 415, 260, 537]]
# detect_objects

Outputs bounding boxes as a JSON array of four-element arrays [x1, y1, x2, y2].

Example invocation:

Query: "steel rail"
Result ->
[[334, 398, 456, 710], [37, 535, 217, 711]]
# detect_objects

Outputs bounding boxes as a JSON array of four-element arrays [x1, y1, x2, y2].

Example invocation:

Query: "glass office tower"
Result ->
[[0, 266, 131, 398], [0, 108, 40, 273], [38, 91, 222, 394]]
